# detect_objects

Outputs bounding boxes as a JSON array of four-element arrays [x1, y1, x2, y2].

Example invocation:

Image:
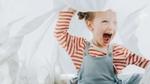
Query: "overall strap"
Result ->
[[107, 44, 113, 56], [83, 41, 91, 56]]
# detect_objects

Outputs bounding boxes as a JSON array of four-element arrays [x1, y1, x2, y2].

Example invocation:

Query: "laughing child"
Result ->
[[54, 8, 150, 84]]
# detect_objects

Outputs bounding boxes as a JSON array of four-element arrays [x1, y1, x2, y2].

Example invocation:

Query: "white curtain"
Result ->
[[0, 0, 150, 84]]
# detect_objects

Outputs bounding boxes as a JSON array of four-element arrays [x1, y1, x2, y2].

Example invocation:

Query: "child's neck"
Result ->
[[91, 40, 108, 49]]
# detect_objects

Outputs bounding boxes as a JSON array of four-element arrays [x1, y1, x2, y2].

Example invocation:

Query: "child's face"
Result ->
[[87, 10, 117, 47]]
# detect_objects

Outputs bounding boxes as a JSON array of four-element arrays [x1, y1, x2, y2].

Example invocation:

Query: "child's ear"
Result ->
[[87, 21, 94, 31]]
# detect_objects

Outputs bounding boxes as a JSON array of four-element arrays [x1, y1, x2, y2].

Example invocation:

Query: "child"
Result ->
[[54, 8, 150, 84]]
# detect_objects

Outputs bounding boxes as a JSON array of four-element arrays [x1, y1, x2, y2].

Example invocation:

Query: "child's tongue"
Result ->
[[103, 33, 112, 44]]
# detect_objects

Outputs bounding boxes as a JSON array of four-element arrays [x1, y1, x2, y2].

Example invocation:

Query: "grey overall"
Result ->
[[77, 42, 142, 84]]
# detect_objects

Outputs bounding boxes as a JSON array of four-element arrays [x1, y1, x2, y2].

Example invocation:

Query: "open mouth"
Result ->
[[103, 33, 112, 44]]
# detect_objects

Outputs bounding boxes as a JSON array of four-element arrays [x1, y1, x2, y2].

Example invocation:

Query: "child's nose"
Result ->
[[107, 25, 112, 30], [108, 22, 116, 29]]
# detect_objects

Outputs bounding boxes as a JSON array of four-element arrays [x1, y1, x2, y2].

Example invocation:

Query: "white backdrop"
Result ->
[[0, 0, 150, 84]]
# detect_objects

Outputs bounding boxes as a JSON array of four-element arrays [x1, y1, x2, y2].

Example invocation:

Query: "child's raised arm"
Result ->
[[54, 8, 86, 69]]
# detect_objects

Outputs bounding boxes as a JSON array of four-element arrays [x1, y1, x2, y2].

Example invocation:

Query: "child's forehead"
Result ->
[[94, 10, 116, 18]]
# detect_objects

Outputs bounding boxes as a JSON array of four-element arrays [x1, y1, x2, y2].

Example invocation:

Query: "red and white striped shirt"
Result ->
[[54, 11, 150, 73]]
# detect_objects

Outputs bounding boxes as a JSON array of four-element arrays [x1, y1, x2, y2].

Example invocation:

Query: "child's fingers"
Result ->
[[68, 8, 76, 13]]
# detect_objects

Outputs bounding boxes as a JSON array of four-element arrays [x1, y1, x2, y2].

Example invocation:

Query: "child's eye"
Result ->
[[102, 20, 109, 23]]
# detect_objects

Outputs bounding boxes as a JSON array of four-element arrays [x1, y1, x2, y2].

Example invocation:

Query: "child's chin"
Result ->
[[103, 41, 111, 47], [103, 43, 109, 47]]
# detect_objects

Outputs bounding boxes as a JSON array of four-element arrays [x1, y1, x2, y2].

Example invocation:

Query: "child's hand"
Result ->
[[68, 8, 76, 13]]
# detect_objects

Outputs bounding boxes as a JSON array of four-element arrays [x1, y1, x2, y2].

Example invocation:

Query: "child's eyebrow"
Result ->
[[98, 18, 111, 20], [95, 17, 109, 19]]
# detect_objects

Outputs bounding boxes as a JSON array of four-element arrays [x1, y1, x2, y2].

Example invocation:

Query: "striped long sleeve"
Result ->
[[54, 11, 86, 70], [113, 44, 150, 72], [125, 48, 150, 69]]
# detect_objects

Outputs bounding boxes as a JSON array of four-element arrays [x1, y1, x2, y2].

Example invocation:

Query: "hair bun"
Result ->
[[77, 12, 88, 20]]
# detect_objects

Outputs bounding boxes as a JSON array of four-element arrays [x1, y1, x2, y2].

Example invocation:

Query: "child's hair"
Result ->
[[77, 12, 95, 21]]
